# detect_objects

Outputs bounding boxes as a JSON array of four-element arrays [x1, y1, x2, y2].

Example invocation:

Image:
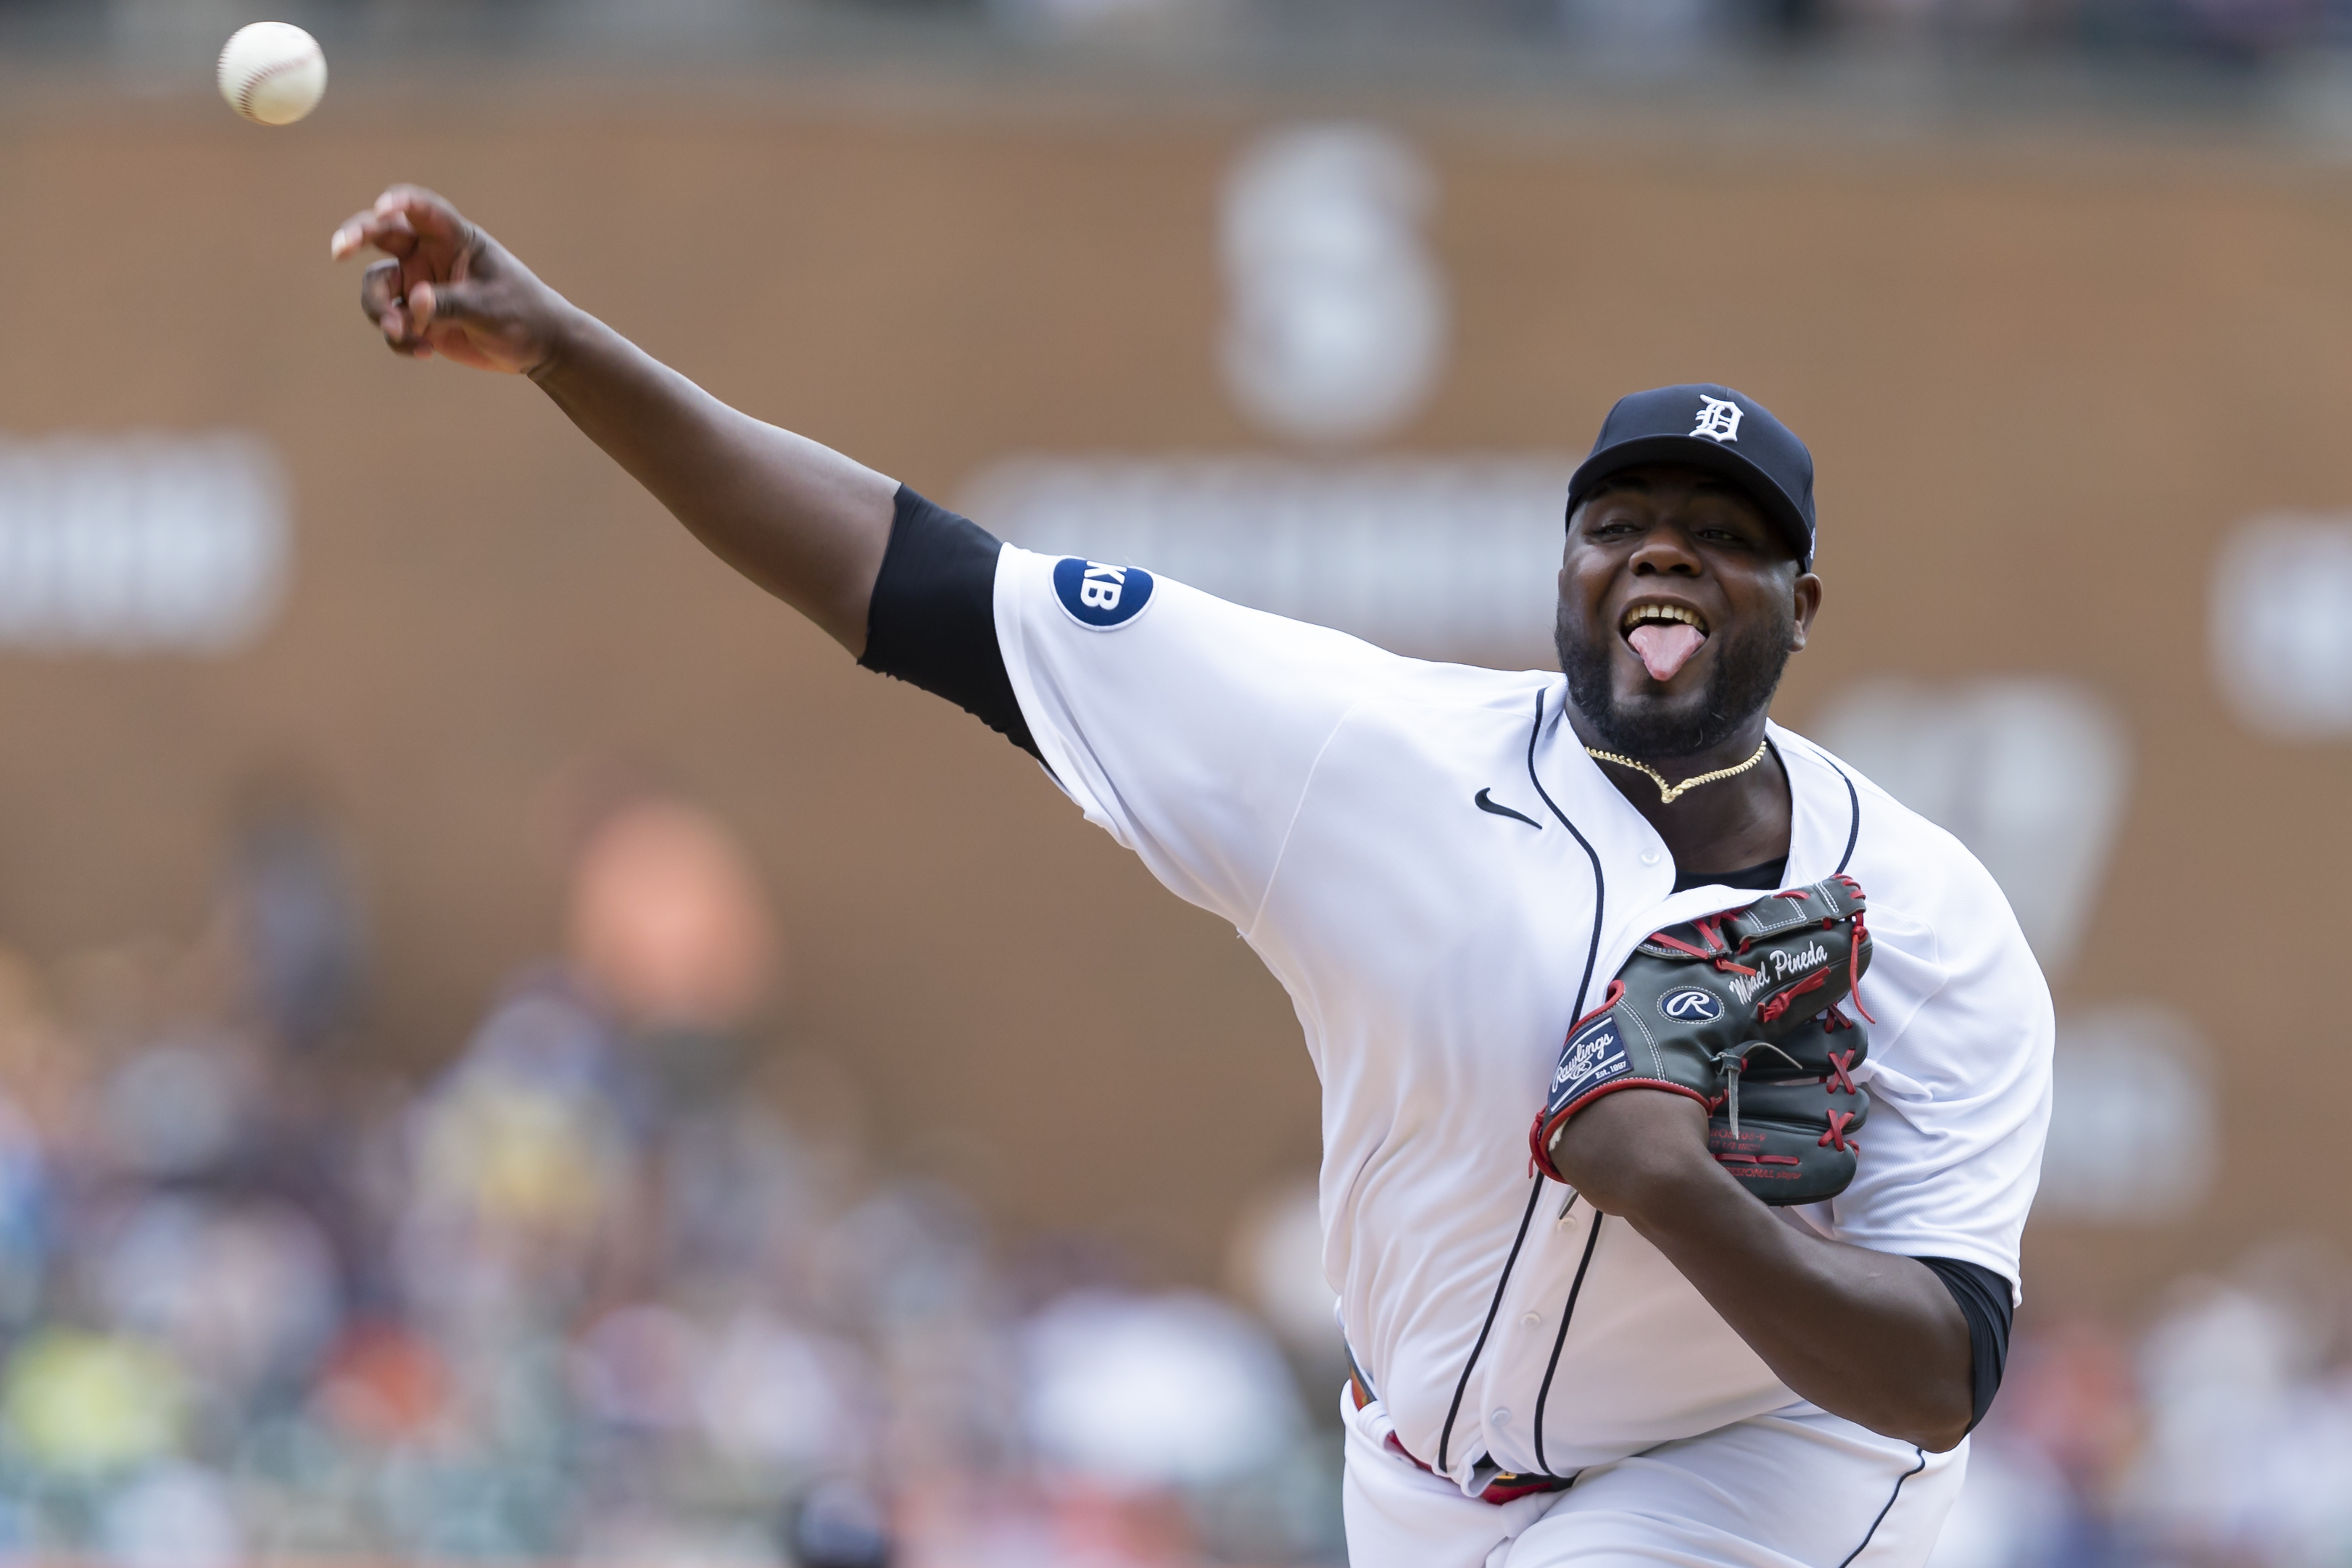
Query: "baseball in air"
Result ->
[[217, 22, 326, 126]]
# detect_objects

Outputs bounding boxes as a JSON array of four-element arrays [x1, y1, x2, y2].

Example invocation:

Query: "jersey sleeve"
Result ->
[[992, 542, 1406, 929], [1813, 830, 2054, 1301]]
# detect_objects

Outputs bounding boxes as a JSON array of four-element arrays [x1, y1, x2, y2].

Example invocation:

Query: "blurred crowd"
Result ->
[[12, 0, 2352, 73], [1939, 1240, 2352, 1568], [0, 784, 1344, 1567], [0, 781, 2346, 1568]]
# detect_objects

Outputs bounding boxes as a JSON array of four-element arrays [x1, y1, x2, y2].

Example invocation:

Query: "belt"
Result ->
[[1346, 1360, 1573, 1506]]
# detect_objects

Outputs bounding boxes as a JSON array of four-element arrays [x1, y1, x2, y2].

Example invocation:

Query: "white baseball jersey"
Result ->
[[990, 543, 2053, 1494]]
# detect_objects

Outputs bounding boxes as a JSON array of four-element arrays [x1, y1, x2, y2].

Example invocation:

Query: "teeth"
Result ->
[[1620, 604, 1707, 634]]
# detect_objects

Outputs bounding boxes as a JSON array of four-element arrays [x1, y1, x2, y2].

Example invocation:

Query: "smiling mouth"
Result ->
[[1619, 602, 1710, 684]]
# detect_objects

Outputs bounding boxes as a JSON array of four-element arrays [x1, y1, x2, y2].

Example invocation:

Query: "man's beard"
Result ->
[[1556, 602, 1794, 762]]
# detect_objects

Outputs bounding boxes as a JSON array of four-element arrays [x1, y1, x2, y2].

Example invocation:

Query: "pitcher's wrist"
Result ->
[[526, 302, 595, 385]]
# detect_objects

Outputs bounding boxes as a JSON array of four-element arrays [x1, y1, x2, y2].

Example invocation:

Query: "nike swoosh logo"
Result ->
[[1475, 789, 1541, 829]]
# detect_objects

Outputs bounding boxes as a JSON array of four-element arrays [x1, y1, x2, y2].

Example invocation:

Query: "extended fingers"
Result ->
[[331, 207, 416, 262], [377, 185, 470, 244], [328, 185, 473, 262]]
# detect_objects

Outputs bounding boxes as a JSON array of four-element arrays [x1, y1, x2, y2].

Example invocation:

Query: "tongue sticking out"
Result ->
[[1628, 623, 1706, 684]]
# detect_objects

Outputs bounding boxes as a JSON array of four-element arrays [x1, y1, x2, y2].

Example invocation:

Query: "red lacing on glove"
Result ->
[[1847, 912, 1877, 1024], [1756, 970, 1826, 1022], [1570, 979, 1626, 1033], [1697, 913, 1761, 971], [1818, 1109, 1857, 1152], [1644, 929, 1713, 961], [1819, 1004, 1853, 1033], [1647, 926, 1758, 976], [1826, 1050, 1858, 1095], [1696, 911, 1760, 975]]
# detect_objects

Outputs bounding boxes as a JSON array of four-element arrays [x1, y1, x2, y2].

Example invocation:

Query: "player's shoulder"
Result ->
[[1772, 723, 2021, 937], [1323, 658, 1562, 768], [1001, 542, 1552, 713], [1362, 657, 1559, 713]]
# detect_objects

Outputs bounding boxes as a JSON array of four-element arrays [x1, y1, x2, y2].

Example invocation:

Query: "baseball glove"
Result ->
[[1530, 874, 1875, 1207]]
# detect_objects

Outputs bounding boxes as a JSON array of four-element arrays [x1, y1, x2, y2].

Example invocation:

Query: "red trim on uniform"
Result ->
[[1351, 1374, 1570, 1503]]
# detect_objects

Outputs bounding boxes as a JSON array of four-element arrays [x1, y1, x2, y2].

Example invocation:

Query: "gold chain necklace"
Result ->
[[1585, 739, 1771, 805]]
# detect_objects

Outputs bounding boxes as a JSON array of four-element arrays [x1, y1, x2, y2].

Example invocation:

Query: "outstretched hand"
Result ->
[[329, 186, 570, 376]]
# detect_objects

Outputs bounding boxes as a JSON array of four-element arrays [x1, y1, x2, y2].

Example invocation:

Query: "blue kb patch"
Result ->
[[1659, 987, 1724, 1024], [1053, 557, 1154, 629], [1546, 1013, 1629, 1118]]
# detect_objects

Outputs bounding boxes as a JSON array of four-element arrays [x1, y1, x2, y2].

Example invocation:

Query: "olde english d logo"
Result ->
[[1691, 396, 1743, 443]]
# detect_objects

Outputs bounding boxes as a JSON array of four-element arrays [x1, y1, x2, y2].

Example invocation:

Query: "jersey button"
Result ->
[[1639, 848, 1662, 866], [1491, 1409, 1512, 1427], [1520, 1311, 1542, 1328]]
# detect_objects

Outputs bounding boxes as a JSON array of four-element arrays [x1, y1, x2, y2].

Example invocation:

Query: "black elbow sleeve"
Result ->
[[1915, 1256, 2013, 1433], [858, 485, 1040, 761]]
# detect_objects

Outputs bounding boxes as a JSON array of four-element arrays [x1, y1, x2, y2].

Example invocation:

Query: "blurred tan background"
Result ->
[[4, 91, 2345, 1291]]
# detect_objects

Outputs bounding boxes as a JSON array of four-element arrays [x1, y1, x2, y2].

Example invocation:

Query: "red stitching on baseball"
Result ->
[[230, 46, 318, 117]]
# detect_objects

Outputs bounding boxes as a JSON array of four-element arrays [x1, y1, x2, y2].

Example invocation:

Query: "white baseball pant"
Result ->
[[1341, 1387, 1967, 1568]]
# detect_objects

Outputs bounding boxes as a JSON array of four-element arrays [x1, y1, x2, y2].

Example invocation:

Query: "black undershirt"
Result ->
[[857, 486, 1039, 760], [1671, 856, 1788, 894], [1916, 1256, 2013, 1433], [860, 484, 2014, 1433]]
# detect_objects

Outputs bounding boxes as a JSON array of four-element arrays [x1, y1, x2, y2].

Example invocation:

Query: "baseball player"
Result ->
[[332, 187, 2050, 1568]]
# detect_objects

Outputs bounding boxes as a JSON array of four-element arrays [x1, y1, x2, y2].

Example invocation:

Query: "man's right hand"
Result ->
[[331, 186, 571, 377]]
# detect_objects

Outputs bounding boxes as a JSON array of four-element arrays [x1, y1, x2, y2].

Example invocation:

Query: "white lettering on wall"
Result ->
[[2211, 513, 2352, 739], [0, 433, 289, 654], [1813, 676, 2132, 979], [1220, 123, 1446, 445]]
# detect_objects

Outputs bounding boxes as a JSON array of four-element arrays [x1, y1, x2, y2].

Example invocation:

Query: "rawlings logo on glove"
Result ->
[[1531, 874, 1875, 1207]]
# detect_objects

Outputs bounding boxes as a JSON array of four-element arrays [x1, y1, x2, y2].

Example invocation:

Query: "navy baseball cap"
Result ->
[[1566, 384, 1817, 569]]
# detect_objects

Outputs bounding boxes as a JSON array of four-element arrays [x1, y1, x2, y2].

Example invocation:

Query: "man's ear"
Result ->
[[1789, 572, 1823, 652]]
